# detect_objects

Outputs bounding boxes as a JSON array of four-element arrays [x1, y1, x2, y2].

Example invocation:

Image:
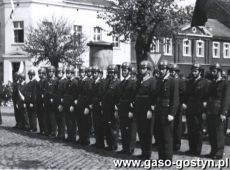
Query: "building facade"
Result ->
[[0, 0, 132, 83]]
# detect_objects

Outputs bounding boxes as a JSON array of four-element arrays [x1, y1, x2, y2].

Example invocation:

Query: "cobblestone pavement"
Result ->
[[0, 107, 230, 169]]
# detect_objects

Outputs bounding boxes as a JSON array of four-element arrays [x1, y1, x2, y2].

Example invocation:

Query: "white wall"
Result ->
[[1, 0, 132, 83]]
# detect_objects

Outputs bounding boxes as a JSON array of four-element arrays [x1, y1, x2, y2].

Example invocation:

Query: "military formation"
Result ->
[[10, 60, 230, 161]]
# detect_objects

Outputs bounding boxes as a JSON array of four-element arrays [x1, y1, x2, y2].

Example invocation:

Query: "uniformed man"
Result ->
[[99, 68, 104, 80], [155, 60, 179, 161], [130, 67, 137, 81], [102, 65, 121, 151], [12, 72, 20, 128], [134, 60, 157, 160], [206, 63, 230, 159], [37, 67, 47, 135], [169, 64, 186, 151], [117, 62, 137, 155], [85, 67, 92, 79], [16, 73, 30, 131], [54, 67, 66, 140], [44, 66, 58, 137], [24, 69, 38, 132], [91, 66, 105, 149], [76, 66, 93, 146], [63, 66, 78, 142], [184, 64, 209, 156]]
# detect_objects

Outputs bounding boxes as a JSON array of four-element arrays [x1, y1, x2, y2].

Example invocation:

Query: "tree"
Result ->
[[100, 0, 193, 69], [23, 17, 87, 68]]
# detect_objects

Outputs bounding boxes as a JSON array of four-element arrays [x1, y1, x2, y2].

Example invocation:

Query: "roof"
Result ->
[[215, 0, 230, 17], [205, 19, 230, 38], [65, 0, 111, 6], [87, 41, 113, 47]]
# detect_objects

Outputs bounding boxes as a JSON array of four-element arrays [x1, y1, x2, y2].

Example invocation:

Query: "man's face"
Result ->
[[57, 71, 63, 79], [159, 68, 167, 77], [28, 74, 34, 80], [80, 71, 85, 79], [93, 71, 99, 79], [170, 70, 176, 78], [48, 70, 55, 78], [86, 71, 91, 78], [108, 71, 115, 80], [122, 68, 129, 78], [211, 69, 218, 79], [140, 67, 148, 77], [66, 72, 72, 79], [99, 72, 103, 79], [38, 72, 43, 79], [192, 69, 200, 79]]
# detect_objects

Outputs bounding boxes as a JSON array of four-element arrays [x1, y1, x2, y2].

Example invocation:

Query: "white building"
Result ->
[[0, 0, 132, 83]]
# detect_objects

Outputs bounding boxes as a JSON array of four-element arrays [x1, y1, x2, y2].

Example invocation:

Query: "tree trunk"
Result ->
[[135, 34, 151, 75]]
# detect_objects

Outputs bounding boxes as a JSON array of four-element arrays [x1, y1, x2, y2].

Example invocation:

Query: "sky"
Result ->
[[176, 0, 196, 7]]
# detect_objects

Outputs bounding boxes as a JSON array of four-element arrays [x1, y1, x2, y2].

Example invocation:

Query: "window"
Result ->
[[113, 36, 120, 48], [13, 21, 24, 43], [183, 39, 191, 57], [93, 27, 102, 41], [163, 38, 172, 55], [150, 39, 160, 53], [196, 40, 204, 57], [74, 25, 82, 45], [223, 43, 230, 58], [213, 42, 220, 58]]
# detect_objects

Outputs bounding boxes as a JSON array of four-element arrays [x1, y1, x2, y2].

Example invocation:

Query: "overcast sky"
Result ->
[[176, 0, 196, 7]]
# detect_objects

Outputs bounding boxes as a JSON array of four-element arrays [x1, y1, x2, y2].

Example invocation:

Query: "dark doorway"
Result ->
[[12, 62, 20, 81]]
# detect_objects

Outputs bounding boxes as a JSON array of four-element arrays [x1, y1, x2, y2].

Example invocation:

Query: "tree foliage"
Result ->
[[23, 17, 87, 68], [100, 0, 193, 67]]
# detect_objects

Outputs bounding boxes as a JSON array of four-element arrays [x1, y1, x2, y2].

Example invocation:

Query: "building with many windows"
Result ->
[[148, 0, 230, 75], [0, 0, 132, 83]]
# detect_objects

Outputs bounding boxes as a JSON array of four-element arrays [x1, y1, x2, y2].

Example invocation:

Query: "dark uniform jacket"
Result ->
[[77, 77, 93, 110], [102, 78, 121, 121], [156, 76, 179, 116], [24, 79, 37, 105], [44, 77, 59, 107], [91, 78, 104, 106], [16, 81, 27, 108], [117, 77, 136, 117], [134, 76, 156, 114], [37, 78, 47, 107], [184, 77, 209, 115], [207, 79, 230, 116], [54, 78, 66, 107], [63, 78, 79, 108]]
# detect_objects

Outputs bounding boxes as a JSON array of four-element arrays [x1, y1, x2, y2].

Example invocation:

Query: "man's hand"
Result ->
[[151, 105, 155, 111], [147, 110, 152, 119], [70, 106, 74, 112], [58, 105, 63, 112], [182, 103, 187, 110], [84, 108, 90, 115], [115, 105, 118, 111], [29, 103, 34, 108], [168, 115, 174, 122], [203, 102, 207, 108], [220, 114, 226, 122], [74, 100, 78, 105], [114, 111, 119, 119], [128, 112, 133, 118], [50, 98, 53, 103]]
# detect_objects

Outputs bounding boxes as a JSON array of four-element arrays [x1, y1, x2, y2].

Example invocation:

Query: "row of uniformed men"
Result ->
[[11, 60, 229, 161]]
